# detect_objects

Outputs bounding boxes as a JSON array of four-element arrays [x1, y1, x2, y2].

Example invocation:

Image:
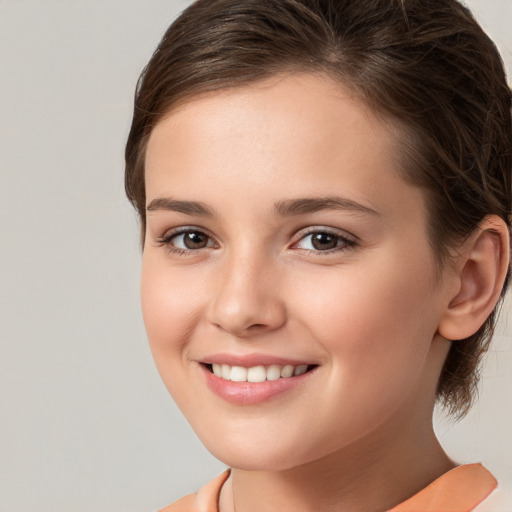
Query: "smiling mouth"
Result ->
[[203, 363, 317, 383]]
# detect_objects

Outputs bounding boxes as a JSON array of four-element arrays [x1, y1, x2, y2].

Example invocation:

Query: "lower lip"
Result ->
[[200, 364, 315, 405]]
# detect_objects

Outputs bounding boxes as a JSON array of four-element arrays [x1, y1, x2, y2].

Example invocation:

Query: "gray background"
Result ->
[[0, 1, 511, 511]]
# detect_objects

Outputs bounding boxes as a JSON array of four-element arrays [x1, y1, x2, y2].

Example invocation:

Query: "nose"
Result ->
[[207, 251, 287, 338]]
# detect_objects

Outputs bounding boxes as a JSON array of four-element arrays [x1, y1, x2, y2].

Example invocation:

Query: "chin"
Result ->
[[213, 451, 299, 472], [201, 434, 321, 472]]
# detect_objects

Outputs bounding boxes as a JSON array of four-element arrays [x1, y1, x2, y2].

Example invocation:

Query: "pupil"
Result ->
[[185, 232, 207, 249], [312, 233, 336, 250]]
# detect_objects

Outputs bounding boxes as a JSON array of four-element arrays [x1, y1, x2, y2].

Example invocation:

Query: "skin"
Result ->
[[141, 73, 492, 511]]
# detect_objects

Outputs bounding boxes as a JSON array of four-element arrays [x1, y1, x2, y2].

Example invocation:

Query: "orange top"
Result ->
[[159, 463, 497, 512]]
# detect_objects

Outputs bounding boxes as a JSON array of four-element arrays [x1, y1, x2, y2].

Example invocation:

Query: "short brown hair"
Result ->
[[125, 0, 512, 417]]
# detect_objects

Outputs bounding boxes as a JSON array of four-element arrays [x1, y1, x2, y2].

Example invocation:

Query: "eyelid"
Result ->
[[290, 226, 358, 252], [156, 226, 219, 251], [293, 225, 357, 241], [154, 225, 357, 255]]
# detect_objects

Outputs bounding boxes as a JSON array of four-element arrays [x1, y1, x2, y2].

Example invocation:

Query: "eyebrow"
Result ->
[[146, 195, 379, 218], [146, 198, 215, 217], [274, 196, 380, 217]]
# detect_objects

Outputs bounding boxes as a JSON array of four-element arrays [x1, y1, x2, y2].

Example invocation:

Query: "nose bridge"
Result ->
[[209, 245, 286, 336]]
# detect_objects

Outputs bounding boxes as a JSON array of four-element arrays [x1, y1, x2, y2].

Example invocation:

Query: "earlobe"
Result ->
[[438, 215, 510, 341]]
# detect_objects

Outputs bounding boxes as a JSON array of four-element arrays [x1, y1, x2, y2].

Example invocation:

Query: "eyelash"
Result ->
[[156, 227, 357, 256], [292, 228, 357, 255], [156, 227, 217, 256]]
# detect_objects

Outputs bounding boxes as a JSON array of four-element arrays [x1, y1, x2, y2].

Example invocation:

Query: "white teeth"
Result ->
[[230, 366, 247, 382], [221, 364, 231, 380], [247, 365, 266, 383], [266, 364, 282, 381], [209, 363, 311, 382], [280, 365, 294, 378], [294, 364, 308, 376]]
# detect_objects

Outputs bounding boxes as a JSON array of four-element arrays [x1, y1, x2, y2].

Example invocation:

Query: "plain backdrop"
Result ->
[[0, 1, 511, 511]]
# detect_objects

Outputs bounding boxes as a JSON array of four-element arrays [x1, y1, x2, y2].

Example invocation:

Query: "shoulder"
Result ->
[[157, 470, 231, 512], [159, 493, 196, 512], [390, 463, 498, 512]]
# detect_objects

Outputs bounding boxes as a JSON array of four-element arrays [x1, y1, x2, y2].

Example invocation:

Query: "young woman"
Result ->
[[125, 1, 511, 510]]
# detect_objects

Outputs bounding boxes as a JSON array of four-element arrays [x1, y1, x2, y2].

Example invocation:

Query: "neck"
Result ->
[[221, 411, 454, 512]]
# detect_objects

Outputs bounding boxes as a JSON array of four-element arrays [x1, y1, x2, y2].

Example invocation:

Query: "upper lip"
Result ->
[[199, 353, 317, 367]]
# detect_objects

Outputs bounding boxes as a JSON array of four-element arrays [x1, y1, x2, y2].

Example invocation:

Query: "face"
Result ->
[[141, 74, 454, 471]]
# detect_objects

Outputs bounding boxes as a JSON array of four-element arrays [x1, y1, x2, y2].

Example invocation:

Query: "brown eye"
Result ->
[[182, 231, 209, 249], [310, 233, 337, 250], [163, 229, 216, 251], [294, 229, 356, 253]]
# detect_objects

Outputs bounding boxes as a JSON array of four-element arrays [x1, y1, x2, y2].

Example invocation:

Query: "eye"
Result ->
[[293, 229, 356, 253], [158, 228, 217, 253]]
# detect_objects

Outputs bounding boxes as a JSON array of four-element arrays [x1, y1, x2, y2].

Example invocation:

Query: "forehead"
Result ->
[[144, 73, 424, 222]]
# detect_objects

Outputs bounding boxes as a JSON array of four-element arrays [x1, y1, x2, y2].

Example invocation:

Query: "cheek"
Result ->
[[279, 264, 439, 455], [296, 256, 438, 383], [140, 254, 203, 376]]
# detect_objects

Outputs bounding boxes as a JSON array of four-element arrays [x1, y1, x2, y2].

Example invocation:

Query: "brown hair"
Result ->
[[125, 0, 512, 417]]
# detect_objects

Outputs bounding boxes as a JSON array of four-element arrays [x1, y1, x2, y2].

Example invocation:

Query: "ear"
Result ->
[[438, 215, 510, 341]]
